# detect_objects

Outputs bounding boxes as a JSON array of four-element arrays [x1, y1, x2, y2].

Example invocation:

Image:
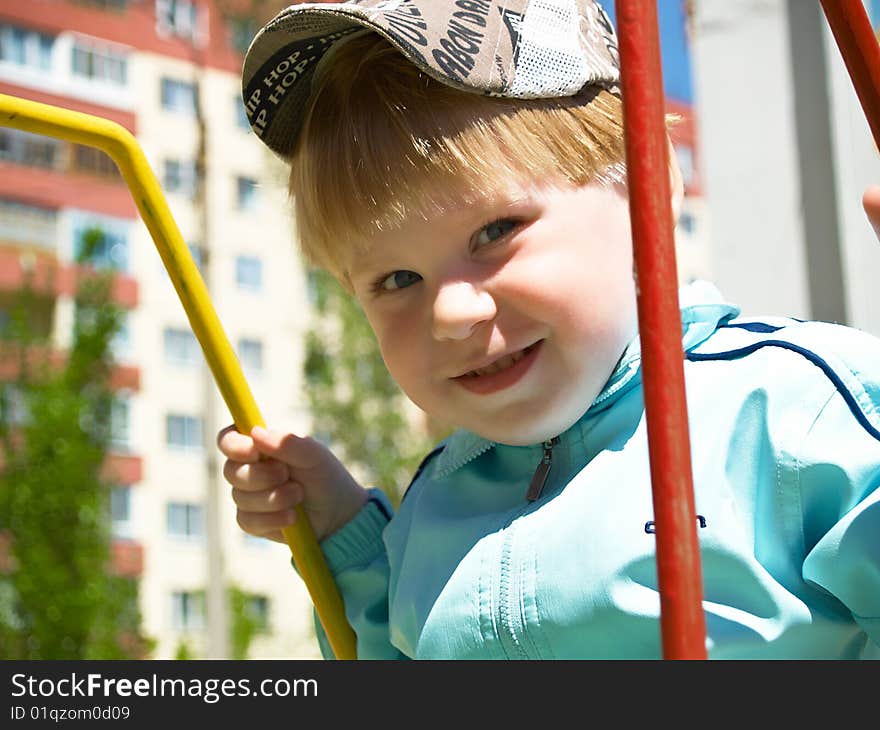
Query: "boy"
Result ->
[[219, 1, 880, 659]]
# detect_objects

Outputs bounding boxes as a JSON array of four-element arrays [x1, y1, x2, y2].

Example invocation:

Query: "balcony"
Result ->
[[101, 453, 143, 484], [0, 199, 57, 252], [110, 539, 144, 577], [0, 529, 144, 578], [0, 131, 137, 220], [0, 247, 138, 309], [0, 1, 246, 74], [0, 343, 140, 393]]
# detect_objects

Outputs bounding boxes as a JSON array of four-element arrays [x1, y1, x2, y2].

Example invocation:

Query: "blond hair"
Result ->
[[289, 31, 628, 286]]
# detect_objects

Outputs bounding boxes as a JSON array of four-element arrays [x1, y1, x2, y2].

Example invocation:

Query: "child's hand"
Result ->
[[217, 425, 369, 544], [865, 185, 880, 242]]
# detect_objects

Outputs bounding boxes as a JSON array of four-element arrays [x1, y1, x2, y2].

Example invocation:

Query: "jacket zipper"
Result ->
[[435, 439, 495, 478], [525, 437, 559, 501]]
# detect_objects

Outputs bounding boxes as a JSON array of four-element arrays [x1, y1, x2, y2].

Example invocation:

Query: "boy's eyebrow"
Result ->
[[343, 238, 402, 282], [345, 246, 387, 276], [345, 190, 538, 276], [490, 194, 531, 212]]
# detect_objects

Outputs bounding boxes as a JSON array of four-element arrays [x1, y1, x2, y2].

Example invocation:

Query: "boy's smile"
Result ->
[[451, 340, 543, 394], [347, 180, 640, 446]]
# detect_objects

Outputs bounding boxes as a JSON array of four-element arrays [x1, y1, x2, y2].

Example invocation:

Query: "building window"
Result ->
[[236, 176, 258, 211], [163, 159, 201, 200], [187, 243, 205, 272], [0, 26, 53, 70], [111, 485, 133, 539], [237, 338, 263, 373], [110, 313, 131, 361], [111, 396, 131, 451], [73, 223, 129, 271], [156, 0, 203, 43], [0, 385, 27, 426], [160, 77, 199, 116], [71, 41, 127, 85], [235, 95, 250, 130], [677, 210, 697, 236], [166, 413, 203, 451], [245, 595, 270, 633], [0, 128, 61, 170], [235, 256, 262, 292], [72, 144, 121, 180], [163, 327, 200, 367], [0, 200, 57, 251], [167, 502, 204, 540], [171, 590, 204, 631], [228, 17, 257, 55], [674, 144, 695, 188]]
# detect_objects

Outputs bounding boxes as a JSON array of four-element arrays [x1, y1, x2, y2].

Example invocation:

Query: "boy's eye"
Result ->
[[376, 270, 422, 292], [472, 218, 518, 249]]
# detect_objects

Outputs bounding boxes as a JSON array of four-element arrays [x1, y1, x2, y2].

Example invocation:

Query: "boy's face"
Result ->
[[347, 180, 639, 446]]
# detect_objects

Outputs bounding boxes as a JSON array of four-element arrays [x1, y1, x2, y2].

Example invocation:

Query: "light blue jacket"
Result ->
[[309, 281, 880, 659]]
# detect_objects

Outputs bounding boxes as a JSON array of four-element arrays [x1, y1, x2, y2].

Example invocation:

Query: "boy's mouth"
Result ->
[[452, 341, 542, 395], [459, 342, 540, 378]]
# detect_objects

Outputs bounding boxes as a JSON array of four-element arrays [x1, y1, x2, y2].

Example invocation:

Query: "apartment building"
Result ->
[[0, 0, 320, 658], [691, 0, 880, 334], [0, 0, 715, 660], [598, 0, 712, 286]]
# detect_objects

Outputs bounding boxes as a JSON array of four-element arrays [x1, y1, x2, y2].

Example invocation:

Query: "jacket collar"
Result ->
[[433, 280, 740, 478]]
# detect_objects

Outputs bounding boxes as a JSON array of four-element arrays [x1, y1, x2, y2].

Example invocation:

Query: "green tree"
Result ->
[[0, 228, 153, 659], [173, 639, 195, 660], [228, 585, 268, 659], [303, 270, 447, 507], [166, 586, 266, 660]]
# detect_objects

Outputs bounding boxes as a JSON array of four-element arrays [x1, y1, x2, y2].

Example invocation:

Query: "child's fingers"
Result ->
[[250, 426, 323, 470], [236, 507, 298, 538], [231, 481, 303, 513], [222, 459, 289, 491], [216, 424, 260, 462]]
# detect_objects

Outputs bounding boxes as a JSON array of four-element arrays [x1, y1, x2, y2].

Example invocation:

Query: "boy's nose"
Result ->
[[431, 280, 497, 341]]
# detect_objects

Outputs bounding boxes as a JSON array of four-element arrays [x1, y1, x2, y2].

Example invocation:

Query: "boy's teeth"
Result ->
[[470, 348, 526, 377]]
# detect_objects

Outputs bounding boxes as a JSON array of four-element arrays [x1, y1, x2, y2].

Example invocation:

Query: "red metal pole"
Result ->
[[819, 0, 880, 149], [614, 0, 707, 659]]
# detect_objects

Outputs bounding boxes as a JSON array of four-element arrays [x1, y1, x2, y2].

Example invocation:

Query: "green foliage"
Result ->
[[0, 227, 153, 659], [228, 585, 268, 660], [174, 639, 194, 661], [167, 587, 267, 661], [304, 269, 445, 506]]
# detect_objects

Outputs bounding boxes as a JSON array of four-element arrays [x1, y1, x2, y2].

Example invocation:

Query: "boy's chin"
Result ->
[[471, 411, 585, 447]]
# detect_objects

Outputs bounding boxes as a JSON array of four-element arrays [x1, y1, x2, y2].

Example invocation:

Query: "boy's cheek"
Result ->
[[360, 307, 395, 344], [372, 336, 416, 384]]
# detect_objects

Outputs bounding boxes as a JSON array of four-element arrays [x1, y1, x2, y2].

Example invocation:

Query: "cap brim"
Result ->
[[241, 1, 620, 158]]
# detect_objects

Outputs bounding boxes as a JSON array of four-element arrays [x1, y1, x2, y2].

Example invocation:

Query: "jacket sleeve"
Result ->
[[796, 330, 880, 651], [297, 488, 408, 660]]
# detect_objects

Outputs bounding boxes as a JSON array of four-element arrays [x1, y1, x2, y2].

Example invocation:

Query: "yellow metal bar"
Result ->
[[0, 93, 357, 660]]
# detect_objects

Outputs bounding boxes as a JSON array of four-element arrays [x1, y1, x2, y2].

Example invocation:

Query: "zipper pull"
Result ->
[[525, 437, 559, 502]]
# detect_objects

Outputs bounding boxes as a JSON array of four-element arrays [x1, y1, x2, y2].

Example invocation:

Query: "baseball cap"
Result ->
[[241, 0, 621, 158]]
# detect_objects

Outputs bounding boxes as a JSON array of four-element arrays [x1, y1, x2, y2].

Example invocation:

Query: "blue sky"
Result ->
[[596, 0, 694, 104], [597, 0, 880, 104]]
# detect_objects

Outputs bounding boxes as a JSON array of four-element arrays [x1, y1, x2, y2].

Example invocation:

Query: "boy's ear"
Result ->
[[667, 135, 684, 223]]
